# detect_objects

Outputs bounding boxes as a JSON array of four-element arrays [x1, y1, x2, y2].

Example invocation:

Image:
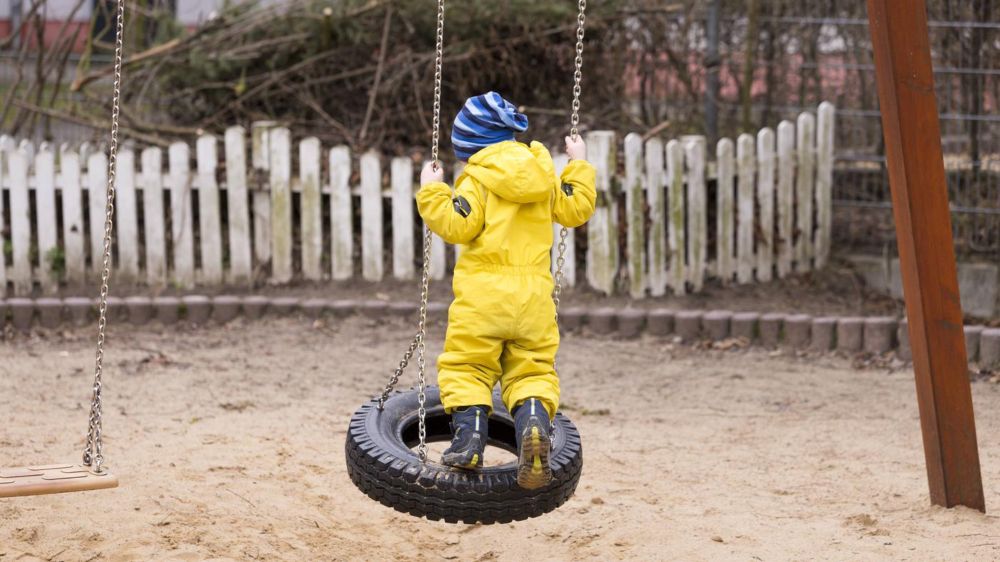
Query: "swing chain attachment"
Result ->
[[377, 0, 444, 465], [555, 0, 586, 320], [83, 0, 126, 475]]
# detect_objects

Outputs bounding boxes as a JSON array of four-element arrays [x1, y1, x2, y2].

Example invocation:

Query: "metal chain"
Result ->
[[554, 0, 587, 321], [377, 0, 444, 465], [83, 0, 125, 474]]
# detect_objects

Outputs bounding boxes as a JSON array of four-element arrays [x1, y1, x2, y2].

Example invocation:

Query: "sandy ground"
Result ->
[[1, 315, 999, 562]]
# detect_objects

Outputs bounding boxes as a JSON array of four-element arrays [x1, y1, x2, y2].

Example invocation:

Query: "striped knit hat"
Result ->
[[451, 91, 529, 161]]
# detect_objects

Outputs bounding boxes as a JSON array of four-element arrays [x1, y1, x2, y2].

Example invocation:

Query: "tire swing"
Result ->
[[345, 0, 589, 524], [0, 0, 126, 498]]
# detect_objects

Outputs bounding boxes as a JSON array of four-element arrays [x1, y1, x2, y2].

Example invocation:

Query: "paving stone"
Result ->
[[559, 307, 586, 333], [759, 313, 785, 347], [182, 295, 212, 325], [388, 302, 419, 319], [8, 298, 34, 331], [241, 296, 269, 320], [358, 300, 390, 319], [329, 299, 360, 318], [35, 298, 64, 329], [153, 297, 181, 324], [616, 309, 646, 339], [426, 302, 449, 323], [784, 314, 812, 348], [64, 297, 94, 326], [702, 310, 732, 340], [587, 308, 616, 335], [269, 297, 301, 315], [810, 317, 837, 351], [0, 299, 8, 328], [897, 319, 911, 361], [730, 312, 760, 340], [212, 296, 242, 323], [124, 296, 153, 325], [864, 317, 897, 353], [674, 310, 703, 341], [646, 309, 675, 337], [300, 298, 329, 319], [980, 329, 1000, 368], [105, 296, 127, 322], [837, 317, 865, 352], [964, 325, 984, 362]]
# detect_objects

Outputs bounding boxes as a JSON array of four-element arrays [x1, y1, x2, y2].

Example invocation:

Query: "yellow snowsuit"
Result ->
[[416, 140, 597, 420]]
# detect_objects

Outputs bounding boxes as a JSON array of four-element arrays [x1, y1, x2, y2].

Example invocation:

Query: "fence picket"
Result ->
[[115, 147, 140, 281], [360, 150, 384, 282], [251, 121, 275, 266], [224, 127, 252, 284], [685, 136, 707, 292], [60, 146, 86, 284], [141, 147, 167, 286], [666, 139, 685, 296], [87, 151, 108, 276], [330, 146, 353, 281], [737, 134, 756, 284], [586, 131, 618, 295], [551, 153, 576, 288], [815, 102, 835, 269], [756, 128, 776, 282], [35, 144, 59, 291], [795, 112, 816, 272], [197, 136, 223, 284], [300, 137, 323, 281], [776, 121, 795, 278], [9, 148, 31, 295], [391, 157, 415, 280], [0, 148, 7, 290], [270, 127, 293, 283], [168, 142, 195, 288], [624, 133, 645, 298], [716, 138, 735, 283], [643, 141, 666, 296]]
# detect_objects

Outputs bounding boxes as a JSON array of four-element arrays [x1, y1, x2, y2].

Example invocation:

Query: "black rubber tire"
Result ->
[[345, 386, 583, 524]]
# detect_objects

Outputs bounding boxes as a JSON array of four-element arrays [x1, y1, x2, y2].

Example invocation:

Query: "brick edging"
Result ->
[[1, 297, 998, 367]]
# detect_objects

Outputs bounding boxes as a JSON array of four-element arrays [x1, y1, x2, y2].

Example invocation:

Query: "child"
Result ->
[[416, 91, 596, 489]]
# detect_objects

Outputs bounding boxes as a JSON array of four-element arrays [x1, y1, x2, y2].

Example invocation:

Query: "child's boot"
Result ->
[[514, 398, 553, 489], [441, 405, 488, 469]]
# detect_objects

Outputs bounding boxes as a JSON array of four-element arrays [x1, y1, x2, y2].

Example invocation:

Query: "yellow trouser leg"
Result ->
[[437, 283, 505, 414], [500, 276, 560, 420]]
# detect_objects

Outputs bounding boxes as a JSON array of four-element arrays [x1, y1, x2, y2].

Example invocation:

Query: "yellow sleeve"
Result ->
[[552, 159, 597, 228], [415, 175, 486, 245]]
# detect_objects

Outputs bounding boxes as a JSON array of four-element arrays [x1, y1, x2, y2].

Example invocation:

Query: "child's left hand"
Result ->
[[420, 161, 445, 186]]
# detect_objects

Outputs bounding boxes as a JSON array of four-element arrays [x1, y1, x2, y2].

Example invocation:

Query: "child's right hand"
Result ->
[[565, 135, 587, 160], [420, 161, 445, 186]]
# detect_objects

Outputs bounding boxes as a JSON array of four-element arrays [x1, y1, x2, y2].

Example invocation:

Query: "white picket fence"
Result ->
[[0, 103, 834, 297]]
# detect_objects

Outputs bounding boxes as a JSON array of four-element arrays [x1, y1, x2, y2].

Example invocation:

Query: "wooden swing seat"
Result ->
[[0, 464, 118, 498]]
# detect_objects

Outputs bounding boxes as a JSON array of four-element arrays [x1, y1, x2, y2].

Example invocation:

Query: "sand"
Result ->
[[1, 315, 998, 562]]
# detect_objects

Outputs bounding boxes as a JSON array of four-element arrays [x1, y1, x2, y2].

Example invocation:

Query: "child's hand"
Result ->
[[420, 161, 445, 186], [565, 135, 587, 160]]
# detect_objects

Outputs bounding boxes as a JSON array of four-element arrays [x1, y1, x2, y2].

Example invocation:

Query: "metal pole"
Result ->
[[704, 0, 721, 143], [866, 0, 985, 512]]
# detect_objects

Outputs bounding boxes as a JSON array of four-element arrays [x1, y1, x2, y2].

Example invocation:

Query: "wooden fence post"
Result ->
[[197, 135, 223, 285], [0, 146, 7, 290], [36, 143, 59, 292], [391, 157, 415, 280], [269, 128, 293, 283], [645, 139, 667, 297], [551, 153, 576, 288], [329, 146, 354, 281], [586, 131, 618, 295], [736, 133, 756, 284], [9, 148, 31, 295], [716, 138, 735, 283], [168, 142, 195, 288], [141, 146, 167, 286], [61, 145, 86, 285], [684, 136, 707, 292], [624, 133, 645, 298], [360, 150, 384, 282], [756, 127, 776, 282], [776, 121, 795, 278], [300, 137, 323, 281], [815, 102, 835, 269], [251, 121, 276, 267], [224, 126, 253, 285], [115, 146, 140, 282], [795, 112, 816, 272], [666, 139, 685, 295]]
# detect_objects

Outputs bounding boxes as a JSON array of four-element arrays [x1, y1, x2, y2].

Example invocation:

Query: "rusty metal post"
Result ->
[[866, 0, 985, 511]]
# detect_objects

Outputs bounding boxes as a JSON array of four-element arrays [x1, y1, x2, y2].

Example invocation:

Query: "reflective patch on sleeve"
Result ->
[[453, 195, 472, 218], [561, 182, 575, 196]]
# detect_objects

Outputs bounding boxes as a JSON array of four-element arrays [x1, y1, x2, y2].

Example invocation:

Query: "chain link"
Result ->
[[83, 0, 126, 474], [377, 0, 444, 464]]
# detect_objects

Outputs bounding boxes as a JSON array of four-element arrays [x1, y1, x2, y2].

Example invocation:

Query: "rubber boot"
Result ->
[[513, 398, 553, 489], [441, 405, 489, 469]]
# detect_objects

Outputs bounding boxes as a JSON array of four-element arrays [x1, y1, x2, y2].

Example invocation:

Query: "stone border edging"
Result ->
[[1, 297, 998, 368]]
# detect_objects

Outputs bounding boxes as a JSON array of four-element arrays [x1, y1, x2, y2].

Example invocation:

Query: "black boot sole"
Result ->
[[517, 424, 552, 489]]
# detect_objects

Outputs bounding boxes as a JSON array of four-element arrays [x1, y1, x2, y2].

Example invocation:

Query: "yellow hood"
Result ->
[[463, 141, 556, 204]]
